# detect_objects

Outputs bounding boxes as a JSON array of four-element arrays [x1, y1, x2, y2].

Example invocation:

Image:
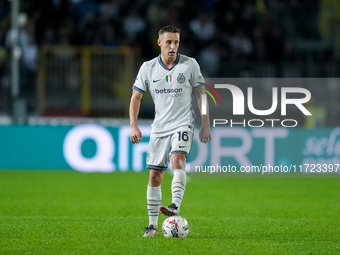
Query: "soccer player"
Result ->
[[129, 25, 211, 237]]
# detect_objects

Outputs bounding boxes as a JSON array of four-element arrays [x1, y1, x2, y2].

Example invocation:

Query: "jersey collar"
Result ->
[[158, 53, 180, 71]]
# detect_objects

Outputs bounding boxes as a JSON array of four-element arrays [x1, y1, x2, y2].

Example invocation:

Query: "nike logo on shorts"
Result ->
[[179, 146, 186, 148]]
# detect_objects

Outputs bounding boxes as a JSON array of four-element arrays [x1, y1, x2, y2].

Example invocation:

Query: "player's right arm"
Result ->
[[129, 89, 143, 144]]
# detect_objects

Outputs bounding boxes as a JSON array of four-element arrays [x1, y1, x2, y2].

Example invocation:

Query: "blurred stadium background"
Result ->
[[1, 2, 340, 253], [0, 0, 339, 123]]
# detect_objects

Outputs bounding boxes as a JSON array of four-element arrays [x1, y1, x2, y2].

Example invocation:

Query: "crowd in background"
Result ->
[[0, 0, 338, 78], [0, 0, 338, 121]]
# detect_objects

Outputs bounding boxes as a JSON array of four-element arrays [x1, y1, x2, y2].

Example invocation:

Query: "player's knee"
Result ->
[[149, 170, 163, 186], [171, 153, 187, 170]]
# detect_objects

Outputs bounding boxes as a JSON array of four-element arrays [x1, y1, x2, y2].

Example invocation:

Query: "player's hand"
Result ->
[[199, 126, 211, 144], [130, 126, 142, 143]]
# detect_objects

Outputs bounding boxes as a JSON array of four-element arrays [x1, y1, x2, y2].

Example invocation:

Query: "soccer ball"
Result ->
[[162, 215, 189, 238]]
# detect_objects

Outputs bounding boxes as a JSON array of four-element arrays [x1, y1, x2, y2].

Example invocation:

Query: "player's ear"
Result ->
[[157, 38, 161, 46]]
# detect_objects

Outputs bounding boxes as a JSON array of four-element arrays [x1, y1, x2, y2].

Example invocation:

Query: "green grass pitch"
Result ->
[[1, 171, 340, 255]]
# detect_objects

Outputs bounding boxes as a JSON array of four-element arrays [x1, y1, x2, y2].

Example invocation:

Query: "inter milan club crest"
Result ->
[[177, 73, 185, 84]]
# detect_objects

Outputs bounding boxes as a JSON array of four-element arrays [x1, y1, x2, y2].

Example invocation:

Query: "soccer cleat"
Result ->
[[159, 203, 179, 216], [142, 225, 158, 237]]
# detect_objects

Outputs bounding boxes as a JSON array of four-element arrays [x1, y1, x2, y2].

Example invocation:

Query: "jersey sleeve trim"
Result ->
[[132, 86, 146, 94]]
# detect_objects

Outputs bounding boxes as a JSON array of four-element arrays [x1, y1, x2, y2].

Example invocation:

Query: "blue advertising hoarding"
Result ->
[[0, 124, 339, 173]]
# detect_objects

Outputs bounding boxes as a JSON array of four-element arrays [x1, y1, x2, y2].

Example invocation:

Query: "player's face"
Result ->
[[158, 32, 180, 58]]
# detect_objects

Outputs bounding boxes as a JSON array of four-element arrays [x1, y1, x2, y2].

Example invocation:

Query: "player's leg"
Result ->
[[160, 128, 192, 216], [143, 169, 164, 237], [159, 153, 187, 216], [143, 135, 171, 237], [170, 153, 187, 212]]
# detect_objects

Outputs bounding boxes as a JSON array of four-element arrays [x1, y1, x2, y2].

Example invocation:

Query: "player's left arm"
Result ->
[[129, 89, 143, 144], [194, 88, 211, 143]]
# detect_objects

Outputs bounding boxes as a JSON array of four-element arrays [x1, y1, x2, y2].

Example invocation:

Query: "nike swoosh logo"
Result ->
[[179, 146, 186, 148], [153, 79, 161, 83]]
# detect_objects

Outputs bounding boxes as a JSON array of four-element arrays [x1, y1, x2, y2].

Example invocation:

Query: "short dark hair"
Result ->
[[158, 25, 180, 36]]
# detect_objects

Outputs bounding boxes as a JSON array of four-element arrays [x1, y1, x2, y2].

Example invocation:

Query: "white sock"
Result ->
[[147, 185, 161, 227], [171, 169, 186, 212]]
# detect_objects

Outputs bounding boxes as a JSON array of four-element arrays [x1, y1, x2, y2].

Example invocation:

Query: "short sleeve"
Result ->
[[132, 63, 148, 94], [190, 58, 205, 88]]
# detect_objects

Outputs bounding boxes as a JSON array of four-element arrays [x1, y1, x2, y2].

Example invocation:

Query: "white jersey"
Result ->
[[133, 53, 205, 136]]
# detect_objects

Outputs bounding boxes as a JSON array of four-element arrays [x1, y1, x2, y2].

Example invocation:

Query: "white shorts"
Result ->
[[146, 126, 193, 170]]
